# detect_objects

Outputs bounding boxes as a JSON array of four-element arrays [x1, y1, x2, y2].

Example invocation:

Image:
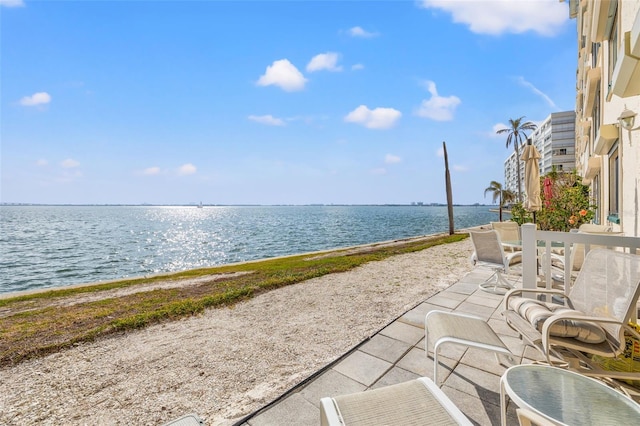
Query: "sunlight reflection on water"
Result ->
[[0, 205, 496, 293]]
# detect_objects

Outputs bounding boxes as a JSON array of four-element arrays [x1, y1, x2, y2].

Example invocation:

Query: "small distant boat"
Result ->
[[197, 202, 203, 208]]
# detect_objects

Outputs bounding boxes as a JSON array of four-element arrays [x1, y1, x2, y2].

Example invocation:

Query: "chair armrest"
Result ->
[[502, 309, 543, 345], [320, 397, 342, 426], [540, 312, 624, 356], [506, 250, 522, 259], [470, 251, 477, 266], [503, 288, 567, 311], [539, 252, 566, 270], [505, 251, 522, 269]]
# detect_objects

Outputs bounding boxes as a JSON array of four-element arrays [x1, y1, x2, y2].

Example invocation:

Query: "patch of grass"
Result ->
[[0, 233, 467, 367]]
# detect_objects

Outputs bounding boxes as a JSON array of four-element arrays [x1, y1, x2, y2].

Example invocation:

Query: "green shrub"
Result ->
[[511, 170, 596, 232]]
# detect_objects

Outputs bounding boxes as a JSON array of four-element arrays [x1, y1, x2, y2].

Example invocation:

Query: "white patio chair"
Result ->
[[491, 221, 521, 252], [470, 230, 522, 295], [162, 414, 204, 426], [503, 248, 640, 385], [320, 377, 472, 425], [570, 224, 617, 272]]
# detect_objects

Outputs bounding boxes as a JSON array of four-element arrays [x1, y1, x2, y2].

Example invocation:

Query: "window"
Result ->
[[592, 86, 601, 154], [607, 10, 618, 86], [593, 174, 600, 225], [608, 144, 619, 216]]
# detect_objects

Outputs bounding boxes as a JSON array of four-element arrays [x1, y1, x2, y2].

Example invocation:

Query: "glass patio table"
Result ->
[[500, 364, 640, 426], [503, 239, 566, 283], [502, 240, 566, 251]]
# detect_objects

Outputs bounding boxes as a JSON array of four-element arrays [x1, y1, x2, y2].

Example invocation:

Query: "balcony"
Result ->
[[579, 46, 587, 65], [594, 123, 619, 155], [584, 67, 601, 112], [590, 0, 616, 43], [633, 11, 640, 58], [576, 134, 589, 154], [578, 119, 592, 138], [576, 90, 584, 114], [584, 155, 602, 183], [611, 14, 640, 98]]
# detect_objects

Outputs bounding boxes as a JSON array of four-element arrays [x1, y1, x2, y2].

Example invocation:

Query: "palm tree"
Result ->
[[484, 180, 516, 222], [496, 116, 537, 202]]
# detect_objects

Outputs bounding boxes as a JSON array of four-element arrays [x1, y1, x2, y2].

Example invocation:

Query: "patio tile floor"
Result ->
[[242, 267, 526, 425]]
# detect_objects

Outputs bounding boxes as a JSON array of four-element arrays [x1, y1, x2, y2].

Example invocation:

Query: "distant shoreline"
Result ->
[[1, 203, 498, 207]]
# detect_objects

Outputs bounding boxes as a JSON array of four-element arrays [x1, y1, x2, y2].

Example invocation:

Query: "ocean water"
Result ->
[[0, 205, 497, 294]]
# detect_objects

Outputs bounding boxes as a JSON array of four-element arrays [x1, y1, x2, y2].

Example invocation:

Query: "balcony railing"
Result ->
[[520, 223, 640, 299]]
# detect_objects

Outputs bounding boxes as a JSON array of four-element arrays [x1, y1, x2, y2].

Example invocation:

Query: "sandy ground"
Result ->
[[0, 238, 473, 426]]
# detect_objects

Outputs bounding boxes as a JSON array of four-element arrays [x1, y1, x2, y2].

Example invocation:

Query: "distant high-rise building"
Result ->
[[504, 111, 576, 196]]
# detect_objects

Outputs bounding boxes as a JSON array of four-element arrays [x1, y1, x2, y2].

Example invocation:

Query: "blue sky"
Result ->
[[1, 0, 576, 205]]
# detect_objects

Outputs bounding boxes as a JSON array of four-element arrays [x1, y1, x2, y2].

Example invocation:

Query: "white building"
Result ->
[[569, 0, 640, 236], [504, 111, 576, 197]]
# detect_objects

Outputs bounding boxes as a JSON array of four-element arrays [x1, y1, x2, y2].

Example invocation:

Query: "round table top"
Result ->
[[502, 365, 640, 425], [503, 240, 566, 248]]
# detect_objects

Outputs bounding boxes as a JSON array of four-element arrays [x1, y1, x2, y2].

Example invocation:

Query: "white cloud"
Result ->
[[142, 167, 161, 176], [348, 26, 378, 38], [418, 0, 568, 36], [385, 154, 401, 164], [351, 63, 365, 71], [178, 163, 197, 176], [248, 114, 286, 126], [493, 123, 509, 136], [415, 80, 460, 121], [493, 123, 508, 132], [306, 52, 343, 72], [19, 92, 51, 107], [0, 0, 25, 7], [256, 59, 307, 92], [36, 159, 48, 166], [516, 76, 558, 109], [344, 105, 402, 129], [60, 158, 80, 168]]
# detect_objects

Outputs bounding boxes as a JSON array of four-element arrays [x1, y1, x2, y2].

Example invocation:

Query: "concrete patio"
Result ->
[[235, 266, 532, 425]]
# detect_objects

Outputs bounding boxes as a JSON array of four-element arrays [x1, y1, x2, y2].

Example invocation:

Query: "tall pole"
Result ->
[[527, 138, 537, 223], [443, 141, 454, 235]]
